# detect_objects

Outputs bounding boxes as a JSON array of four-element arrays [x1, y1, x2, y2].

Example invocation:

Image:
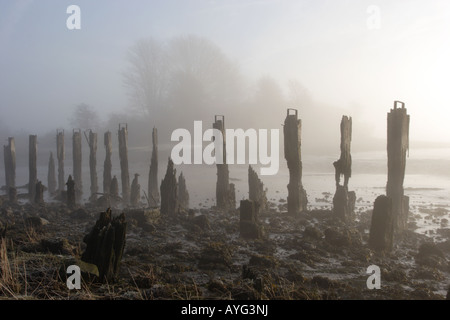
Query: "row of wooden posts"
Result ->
[[3, 102, 410, 252]]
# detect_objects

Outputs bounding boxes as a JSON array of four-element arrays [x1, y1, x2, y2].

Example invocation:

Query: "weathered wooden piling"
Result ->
[[283, 109, 308, 215], [369, 195, 394, 252], [130, 173, 140, 207], [178, 172, 189, 210], [47, 152, 56, 195], [81, 208, 127, 283], [56, 130, 65, 192], [213, 115, 235, 210], [387, 101, 410, 231], [29, 135, 37, 202], [110, 175, 119, 199], [87, 130, 98, 201], [332, 116, 356, 221], [34, 180, 44, 205], [248, 165, 268, 211], [103, 131, 112, 195], [148, 127, 159, 207], [160, 158, 178, 217], [66, 175, 75, 208], [72, 130, 83, 202], [8, 187, 17, 204], [240, 199, 262, 239], [3, 137, 16, 189], [118, 124, 130, 204]]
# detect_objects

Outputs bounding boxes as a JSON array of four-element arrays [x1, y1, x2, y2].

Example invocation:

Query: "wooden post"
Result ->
[[283, 109, 307, 214], [47, 152, 56, 195], [240, 199, 262, 239], [8, 187, 17, 204], [213, 115, 235, 210], [178, 172, 189, 210], [387, 101, 410, 231], [88, 130, 98, 201], [66, 175, 75, 208], [81, 208, 127, 283], [3, 137, 16, 189], [110, 175, 119, 207], [148, 127, 159, 207], [103, 131, 112, 195], [248, 165, 268, 211], [72, 129, 82, 202], [332, 116, 355, 221], [118, 124, 130, 205], [160, 158, 178, 217], [29, 135, 37, 202], [56, 130, 65, 192], [369, 195, 394, 252], [130, 173, 140, 207], [34, 180, 44, 205]]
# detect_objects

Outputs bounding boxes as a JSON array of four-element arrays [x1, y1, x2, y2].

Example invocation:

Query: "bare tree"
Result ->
[[69, 103, 101, 131]]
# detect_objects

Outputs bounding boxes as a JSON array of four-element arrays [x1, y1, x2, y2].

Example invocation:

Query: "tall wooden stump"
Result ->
[[332, 116, 355, 221], [148, 127, 159, 207], [213, 115, 235, 210], [369, 195, 394, 252], [103, 131, 112, 195], [178, 172, 189, 210], [3, 137, 16, 189], [387, 101, 410, 232], [29, 135, 37, 202], [66, 175, 75, 209], [81, 208, 127, 283], [240, 199, 262, 239], [130, 174, 140, 207], [88, 130, 98, 202], [72, 130, 83, 202], [47, 152, 56, 195], [57, 130, 65, 192], [160, 158, 178, 217], [283, 109, 307, 215], [118, 124, 130, 205], [248, 165, 268, 211]]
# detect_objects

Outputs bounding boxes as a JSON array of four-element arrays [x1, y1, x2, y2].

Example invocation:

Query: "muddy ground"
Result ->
[[0, 196, 449, 300]]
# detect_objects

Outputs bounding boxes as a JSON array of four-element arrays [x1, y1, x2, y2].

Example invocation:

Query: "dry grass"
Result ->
[[0, 238, 23, 298]]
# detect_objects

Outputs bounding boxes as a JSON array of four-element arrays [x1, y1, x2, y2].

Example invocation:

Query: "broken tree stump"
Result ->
[[178, 171, 189, 210], [240, 199, 263, 239], [213, 115, 235, 210], [73, 129, 83, 202], [283, 109, 308, 215], [332, 115, 355, 222], [3, 137, 16, 189], [57, 130, 65, 192], [387, 101, 410, 232], [248, 165, 268, 211], [81, 208, 127, 283], [130, 173, 140, 207], [66, 175, 75, 208], [160, 158, 178, 217], [148, 127, 160, 207], [87, 130, 98, 202], [29, 135, 37, 202], [34, 180, 44, 205], [118, 124, 130, 205], [47, 152, 56, 195], [103, 131, 112, 195], [369, 195, 394, 252]]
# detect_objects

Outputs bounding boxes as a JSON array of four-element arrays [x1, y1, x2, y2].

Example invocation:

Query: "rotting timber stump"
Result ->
[[160, 158, 178, 217], [148, 127, 160, 207], [283, 109, 307, 215], [240, 199, 263, 240], [81, 208, 127, 283], [248, 165, 268, 212], [387, 101, 410, 232], [369, 195, 394, 253]]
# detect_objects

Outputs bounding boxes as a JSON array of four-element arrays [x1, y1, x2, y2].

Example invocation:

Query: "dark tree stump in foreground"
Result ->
[[81, 208, 127, 283], [369, 195, 394, 253], [66, 175, 75, 209], [240, 199, 263, 240], [160, 158, 178, 217]]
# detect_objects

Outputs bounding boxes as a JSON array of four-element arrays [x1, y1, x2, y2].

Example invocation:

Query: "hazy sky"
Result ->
[[1, 0, 450, 145]]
